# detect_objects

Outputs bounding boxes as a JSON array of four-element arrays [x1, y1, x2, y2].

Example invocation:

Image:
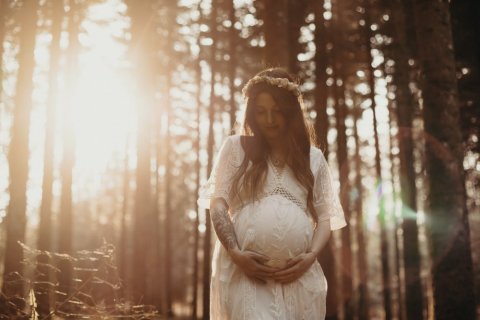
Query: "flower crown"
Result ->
[[242, 75, 301, 97]]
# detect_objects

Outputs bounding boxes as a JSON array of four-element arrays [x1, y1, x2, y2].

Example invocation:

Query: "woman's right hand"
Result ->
[[228, 248, 278, 283]]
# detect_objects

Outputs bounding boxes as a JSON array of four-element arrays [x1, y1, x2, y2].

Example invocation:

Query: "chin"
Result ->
[[262, 132, 284, 141]]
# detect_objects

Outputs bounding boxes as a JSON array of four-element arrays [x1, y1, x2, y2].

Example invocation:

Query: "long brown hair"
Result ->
[[229, 68, 318, 225]]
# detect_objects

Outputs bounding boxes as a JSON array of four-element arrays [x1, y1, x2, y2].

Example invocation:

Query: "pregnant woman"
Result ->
[[199, 68, 347, 319]]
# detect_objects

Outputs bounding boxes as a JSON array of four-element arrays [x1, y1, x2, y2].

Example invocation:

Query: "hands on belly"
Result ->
[[270, 251, 317, 284], [229, 248, 316, 284], [228, 248, 279, 284]]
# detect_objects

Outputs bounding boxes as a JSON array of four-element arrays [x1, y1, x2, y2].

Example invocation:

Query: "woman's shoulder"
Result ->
[[217, 134, 240, 148], [310, 145, 323, 155], [310, 145, 327, 173], [219, 135, 244, 163], [225, 134, 253, 154], [310, 145, 325, 160], [222, 134, 242, 148]]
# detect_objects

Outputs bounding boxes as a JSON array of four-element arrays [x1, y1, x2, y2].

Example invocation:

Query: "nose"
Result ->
[[266, 111, 274, 124]]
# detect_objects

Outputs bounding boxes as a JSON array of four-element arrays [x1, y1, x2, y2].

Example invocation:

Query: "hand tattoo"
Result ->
[[211, 200, 239, 251]]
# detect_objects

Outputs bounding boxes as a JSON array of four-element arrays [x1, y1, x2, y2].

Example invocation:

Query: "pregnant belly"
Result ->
[[233, 195, 314, 268]]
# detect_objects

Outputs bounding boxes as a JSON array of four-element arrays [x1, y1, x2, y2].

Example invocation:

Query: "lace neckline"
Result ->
[[267, 158, 286, 180]]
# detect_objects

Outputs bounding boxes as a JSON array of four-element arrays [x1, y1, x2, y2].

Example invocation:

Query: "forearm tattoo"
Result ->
[[211, 202, 239, 251]]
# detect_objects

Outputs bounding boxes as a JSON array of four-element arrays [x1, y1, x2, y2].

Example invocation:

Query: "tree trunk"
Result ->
[[162, 2, 180, 315], [313, 0, 328, 152], [58, 0, 80, 298], [352, 106, 369, 320], [151, 71, 162, 313], [0, 0, 8, 100], [36, 0, 64, 314], [262, 0, 288, 67], [450, 0, 480, 310], [330, 1, 355, 317], [203, 90, 214, 320], [2, 0, 39, 294], [286, 0, 308, 74], [119, 138, 130, 298], [450, 0, 480, 153], [125, 0, 155, 304], [385, 96, 406, 320], [203, 2, 218, 318], [389, 1, 423, 319], [227, 0, 236, 132], [192, 4, 205, 318], [413, 0, 476, 318], [364, 1, 391, 318], [314, 2, 341, 317], [164, 35, 174, 320], [38, 0, 63, 261], [132, 73, 152, 303], [192, 45, 201, 320]]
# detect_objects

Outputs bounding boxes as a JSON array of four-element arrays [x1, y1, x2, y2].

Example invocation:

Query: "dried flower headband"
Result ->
[[242, 76, 301, 97]]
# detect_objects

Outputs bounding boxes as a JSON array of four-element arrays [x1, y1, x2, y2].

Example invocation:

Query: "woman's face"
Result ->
[[253, 92, 287, 142]]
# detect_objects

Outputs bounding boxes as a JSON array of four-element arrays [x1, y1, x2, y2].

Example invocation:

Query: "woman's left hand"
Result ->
[[271, 252, 317, 284]]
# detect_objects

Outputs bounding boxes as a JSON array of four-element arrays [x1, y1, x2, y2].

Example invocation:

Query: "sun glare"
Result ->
[[71, 64, 135, 174], [69, 0, 135, 195]]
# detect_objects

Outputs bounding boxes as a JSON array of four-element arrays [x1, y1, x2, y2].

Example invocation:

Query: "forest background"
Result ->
[[0, 0, 479, 319]]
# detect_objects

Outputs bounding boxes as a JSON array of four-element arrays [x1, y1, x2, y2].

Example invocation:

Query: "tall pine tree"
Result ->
[[413, 0, 476, 318]]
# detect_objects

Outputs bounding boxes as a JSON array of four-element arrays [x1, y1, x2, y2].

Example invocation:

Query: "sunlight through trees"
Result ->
[[0, 0, 478, 319]]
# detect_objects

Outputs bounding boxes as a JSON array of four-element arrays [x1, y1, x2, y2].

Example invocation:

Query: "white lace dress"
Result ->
[[199, 135, 347, 320]]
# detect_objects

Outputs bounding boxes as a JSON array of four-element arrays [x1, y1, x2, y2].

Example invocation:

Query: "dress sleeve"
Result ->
[[313, 150, 347, 231], [198, 136, 239, 209]]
